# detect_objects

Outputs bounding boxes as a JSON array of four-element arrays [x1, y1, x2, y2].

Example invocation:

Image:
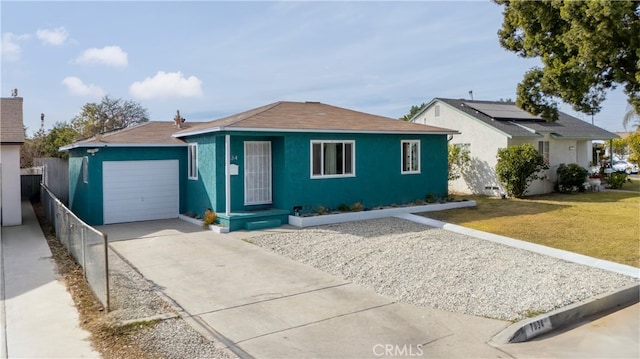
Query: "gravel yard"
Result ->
[[249, 217, 638, 322]]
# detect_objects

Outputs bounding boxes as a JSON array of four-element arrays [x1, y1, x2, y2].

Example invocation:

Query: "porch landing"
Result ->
[[216, 209, 290, 231]]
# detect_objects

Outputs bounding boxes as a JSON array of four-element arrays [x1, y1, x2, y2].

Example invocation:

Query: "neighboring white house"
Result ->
[[411, 98, 619, 196], [1, 96, 25, 226]]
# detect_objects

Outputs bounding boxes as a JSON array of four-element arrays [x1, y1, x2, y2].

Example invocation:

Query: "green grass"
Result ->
[[424, 179, 640, 267]]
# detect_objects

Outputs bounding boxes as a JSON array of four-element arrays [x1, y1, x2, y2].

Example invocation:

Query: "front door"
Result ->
[[244, 141, 272, 205]]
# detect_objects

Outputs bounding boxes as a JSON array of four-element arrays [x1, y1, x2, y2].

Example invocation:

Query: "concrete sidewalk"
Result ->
[[1, 201, 99, 358], [104, 219, 511, 358]]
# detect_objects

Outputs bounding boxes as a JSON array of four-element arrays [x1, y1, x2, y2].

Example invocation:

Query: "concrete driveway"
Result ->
[[101, 218, 639, 358], [101, 219, 510, 358]]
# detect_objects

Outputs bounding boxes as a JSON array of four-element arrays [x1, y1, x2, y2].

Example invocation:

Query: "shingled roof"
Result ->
[[175, 101, 458, 137], [1, 97, 25, 144], [429, 98, 618, 140], [60, 121, 205, 150]]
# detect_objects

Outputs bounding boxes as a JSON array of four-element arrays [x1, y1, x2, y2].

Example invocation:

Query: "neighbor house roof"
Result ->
[[174, 101, 458, 138], [1, 97, 25, 144], [60, 121, 205, 151], [418, 98, 618, 140]]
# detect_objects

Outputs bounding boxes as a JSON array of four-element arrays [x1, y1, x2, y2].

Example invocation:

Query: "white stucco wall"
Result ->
[[414, 101, 597, 197], [508, 136, 594, 196], [1, 145, 22, 226], [413, 102, 509, 196]]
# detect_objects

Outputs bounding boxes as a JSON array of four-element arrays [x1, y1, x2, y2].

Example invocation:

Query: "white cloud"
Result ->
[[36, 27, 68, 46], [1, 32, 30, 62], [129, 71, 203, 100], [75, 46, 128, 67], [62, 76, 105, 98]]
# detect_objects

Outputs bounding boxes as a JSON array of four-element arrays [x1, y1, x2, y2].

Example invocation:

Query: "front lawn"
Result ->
[[424, 180, 640, 267]]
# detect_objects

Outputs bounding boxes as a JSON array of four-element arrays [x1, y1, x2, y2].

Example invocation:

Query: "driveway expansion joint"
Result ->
[[234, 301, 397, 344], [192, 282, 353, 317]]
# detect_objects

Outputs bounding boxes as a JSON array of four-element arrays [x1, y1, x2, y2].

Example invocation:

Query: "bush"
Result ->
[[202, 209, 217, 228], [608, 172, 628, 189], [556, 163, 589, 193], [495, 144, 548, 198]]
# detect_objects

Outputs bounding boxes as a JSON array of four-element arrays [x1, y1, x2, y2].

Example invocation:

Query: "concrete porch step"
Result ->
[[245, 219, 281, 231]]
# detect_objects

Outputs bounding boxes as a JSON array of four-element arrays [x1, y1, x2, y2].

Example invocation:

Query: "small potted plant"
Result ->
[[587, 169, 602, 188]]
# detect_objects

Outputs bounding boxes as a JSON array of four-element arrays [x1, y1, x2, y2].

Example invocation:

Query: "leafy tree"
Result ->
[[495, 144, 548, 198], [448, 144, 471, 181], [626, 132, 640, 165], [20, 129, 45, 168], [71, 95, 149, 137], [495, 0, 640, 121], [610, 137, 629, 159], [399, 103, 427, 121], [41, 122, 80, 159], [622, 106, 639, 131]]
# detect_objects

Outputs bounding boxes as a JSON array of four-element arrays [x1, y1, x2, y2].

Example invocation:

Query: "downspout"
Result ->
[[225, 134, 231, 216]]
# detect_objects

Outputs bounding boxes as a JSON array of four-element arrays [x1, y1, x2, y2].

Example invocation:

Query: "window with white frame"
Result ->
[[188, 143, 198, 180], [82, 156, 88, 183], [538, 141, 549, 165], [401, 140, 420, 174], [434, 104, 440, 117], [311, 140, 355, 178]]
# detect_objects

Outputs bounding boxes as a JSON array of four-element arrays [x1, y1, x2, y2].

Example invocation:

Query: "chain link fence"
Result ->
[[41, 184, 110, 311]]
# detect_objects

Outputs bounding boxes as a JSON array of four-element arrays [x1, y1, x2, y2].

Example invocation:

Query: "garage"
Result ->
[[103, 160, 179, 224]]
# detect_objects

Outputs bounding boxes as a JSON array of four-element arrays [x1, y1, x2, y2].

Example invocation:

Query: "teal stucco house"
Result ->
[[62, 101, 457, 230]]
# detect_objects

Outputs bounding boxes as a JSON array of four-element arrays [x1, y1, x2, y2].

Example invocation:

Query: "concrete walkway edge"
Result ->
[[395, 213, 640, 278], [395, 213, 640, 344]]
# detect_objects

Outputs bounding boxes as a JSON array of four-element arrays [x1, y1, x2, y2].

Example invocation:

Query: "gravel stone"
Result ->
[[249, 217, 638, 322], [107, 247, 238, 358]]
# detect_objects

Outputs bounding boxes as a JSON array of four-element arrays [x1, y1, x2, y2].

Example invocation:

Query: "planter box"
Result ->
[[178, 214, 230, 233], [288, 201, 476, 228]]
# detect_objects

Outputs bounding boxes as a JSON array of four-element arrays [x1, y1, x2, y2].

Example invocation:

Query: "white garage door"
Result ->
[[103, 160, 179, 224]]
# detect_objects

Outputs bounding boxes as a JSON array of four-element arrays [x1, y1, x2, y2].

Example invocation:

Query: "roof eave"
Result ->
[[173, 127, 225, 138], [549, 133, 619, 140], [60, 142, 188, 151], [176, 126, 459, 136]]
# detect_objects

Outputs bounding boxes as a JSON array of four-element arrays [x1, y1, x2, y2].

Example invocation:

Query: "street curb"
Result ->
[[489, 282, 640, 344]]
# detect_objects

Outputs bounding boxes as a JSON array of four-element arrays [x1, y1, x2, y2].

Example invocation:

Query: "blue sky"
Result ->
[[1, 1, 632, 137]]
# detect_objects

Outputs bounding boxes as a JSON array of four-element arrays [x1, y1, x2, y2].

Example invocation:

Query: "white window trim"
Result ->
[[310, 140, 356, 179], [401, 140, 421, 174], [188, 143, 198, 180], [82, 156, 88, 183], [538, 140, 550, 165]]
